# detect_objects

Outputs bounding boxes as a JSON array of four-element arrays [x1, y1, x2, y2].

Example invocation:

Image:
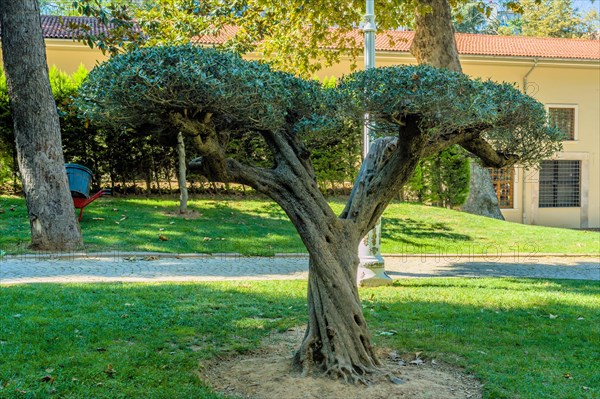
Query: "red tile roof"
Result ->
[[41, 15, 600, 61], [41, 15, 114, 39]]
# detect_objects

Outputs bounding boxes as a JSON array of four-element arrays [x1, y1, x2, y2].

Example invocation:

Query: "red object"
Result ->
[[72, 189, 111, 221]]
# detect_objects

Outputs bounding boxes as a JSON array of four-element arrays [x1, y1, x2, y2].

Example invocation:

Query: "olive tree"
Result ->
[[77, 46, 561, 382]]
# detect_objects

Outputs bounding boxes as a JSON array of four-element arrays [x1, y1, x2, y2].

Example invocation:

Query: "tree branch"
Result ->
[[341, 115, 427, 237], [460, 136, 519, 168]]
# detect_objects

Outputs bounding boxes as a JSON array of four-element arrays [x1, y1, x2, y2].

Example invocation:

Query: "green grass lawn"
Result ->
[[1, 279, 598, 398], [1, 195, 598, 255]]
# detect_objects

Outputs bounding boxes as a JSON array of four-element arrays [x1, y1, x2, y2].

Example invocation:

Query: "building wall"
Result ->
[[0, 39, 109, 74], [7, 41, 597, 228]]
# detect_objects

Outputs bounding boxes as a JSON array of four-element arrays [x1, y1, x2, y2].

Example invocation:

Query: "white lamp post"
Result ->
[[357, 0, 393, 286]]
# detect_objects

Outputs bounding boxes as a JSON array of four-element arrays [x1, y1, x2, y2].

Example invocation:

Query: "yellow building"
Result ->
[[16, 16, 600, 228]]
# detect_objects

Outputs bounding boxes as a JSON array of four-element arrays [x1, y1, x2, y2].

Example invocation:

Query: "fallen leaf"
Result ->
[[159, 228, 165, 231], [13, 314, 22, 318], [104, 364, 116, 377], [0, 209, 5, 214], [119, 216, 127, 221], [40, 375, 54, 383], [92, 217, 105, 221], [144, 256, 159, 261], [577, 317, 585, 320], [563, 373, 572, 379], [9, 206, 15, 211], [203, 237, 212, 241], [115, 221, 120, 225], [377, 331, 396, 336], [158, 235, 169, 241], [95, 348, 107, 352], [169, 221, 175, 225], [45, 368, 54, 373], [582, 386, 589, 391], [549, 314, 559, 319], [120, 314, 129, 318]]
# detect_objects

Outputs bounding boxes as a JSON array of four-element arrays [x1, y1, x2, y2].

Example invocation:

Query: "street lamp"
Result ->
[[357, 0, 393, 286]]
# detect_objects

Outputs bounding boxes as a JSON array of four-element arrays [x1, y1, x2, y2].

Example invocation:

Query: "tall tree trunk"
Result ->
[[412, 0, 462, 73], [411, 0, 504, 219], [461, 160, 504, 219], [0, 0, 83, 250], [177, 132, 188, 213]]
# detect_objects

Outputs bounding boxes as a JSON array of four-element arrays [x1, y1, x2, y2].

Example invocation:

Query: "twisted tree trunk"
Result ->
[[294, 239, 380, 383], [0, 0, 83, 250]]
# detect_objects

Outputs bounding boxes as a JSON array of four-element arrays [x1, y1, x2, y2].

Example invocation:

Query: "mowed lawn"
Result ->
[[0, 279, 598, 399], [1, 195, 598, 255]]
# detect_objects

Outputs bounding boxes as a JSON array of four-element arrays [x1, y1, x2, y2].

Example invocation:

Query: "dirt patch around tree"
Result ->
[[163, 209, 204, 220], [201, 327, 482, 399]]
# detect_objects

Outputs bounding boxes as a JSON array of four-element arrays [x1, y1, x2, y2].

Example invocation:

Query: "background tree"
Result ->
[[497, 0, 599, 38], [0, 0, 83, 250], [0, 68, 17, 191], [76, 46, 561, 382], [453, 1, 501, 33]]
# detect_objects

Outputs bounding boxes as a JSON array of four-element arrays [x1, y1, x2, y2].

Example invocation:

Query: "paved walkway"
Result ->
[[1, 254, 598, 284]]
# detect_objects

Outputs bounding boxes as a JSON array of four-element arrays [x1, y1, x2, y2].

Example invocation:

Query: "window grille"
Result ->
[[539, 160, 580, 208], [549, 107, 575, 140], [489, 167, 514, 208]]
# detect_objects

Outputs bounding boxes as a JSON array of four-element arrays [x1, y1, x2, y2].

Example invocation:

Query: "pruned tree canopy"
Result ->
[[77, 46, 561, 382]]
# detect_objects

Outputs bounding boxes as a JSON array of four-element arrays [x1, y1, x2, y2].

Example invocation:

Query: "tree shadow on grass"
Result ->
[[382, 217, 473, 247]]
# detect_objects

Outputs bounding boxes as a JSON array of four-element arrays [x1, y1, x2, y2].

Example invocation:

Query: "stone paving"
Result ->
[[0, 253, 598, 284]]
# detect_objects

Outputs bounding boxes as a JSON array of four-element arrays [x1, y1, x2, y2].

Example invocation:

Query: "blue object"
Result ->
[[65, 163, 93, 199]]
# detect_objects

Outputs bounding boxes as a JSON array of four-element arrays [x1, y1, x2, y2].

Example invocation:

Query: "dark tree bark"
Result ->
[[411, 0, 504, 219], [0, 0, 83, 250]]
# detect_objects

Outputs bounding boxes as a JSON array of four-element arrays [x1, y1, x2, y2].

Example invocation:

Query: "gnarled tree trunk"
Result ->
[[294, 240, 380, 383], [0, 0, 83, 250], [411, 0, 504, 219]]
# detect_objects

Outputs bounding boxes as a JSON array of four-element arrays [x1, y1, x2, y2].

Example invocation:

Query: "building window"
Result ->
[[539, 160, 580, 208], [489, 167, 514, 208], [549, 107, 575, 140]]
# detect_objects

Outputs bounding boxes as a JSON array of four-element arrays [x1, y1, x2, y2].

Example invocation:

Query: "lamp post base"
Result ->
[[357, 254, 393, 287], [357, 220, 393, 287]]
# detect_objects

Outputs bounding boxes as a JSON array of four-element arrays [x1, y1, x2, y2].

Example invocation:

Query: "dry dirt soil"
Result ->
[[202, 327, 482, 399]]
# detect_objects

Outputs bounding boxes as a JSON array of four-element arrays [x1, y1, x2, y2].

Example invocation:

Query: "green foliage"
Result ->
[[497, 0, 600, 38], [338, 64, 562, 166], [407, 146, 470, 208], [77, 46, 325, 134], [0, 68, 16, 190], [453, 2, 500, 33]]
